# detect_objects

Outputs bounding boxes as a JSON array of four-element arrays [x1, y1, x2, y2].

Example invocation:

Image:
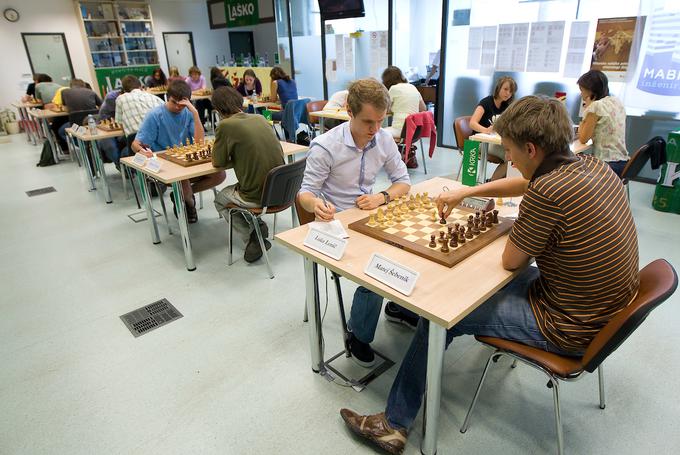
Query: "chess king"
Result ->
[[339, 95, 639, 455], [298, 78, 417, 368]]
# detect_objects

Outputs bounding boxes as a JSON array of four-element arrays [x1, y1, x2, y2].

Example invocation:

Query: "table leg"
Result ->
[[41, 118, 60, 163], [421, 323, 446, 455], [171, 181, 196, 271], [18, 107, 32, 143], [77, 139, 97, 191], [478, 142, 489, 184], [137, 171, 160, 244], [90, 141, 112, 204], [303, 258, 324, 372], [319, 117, 325, 135]]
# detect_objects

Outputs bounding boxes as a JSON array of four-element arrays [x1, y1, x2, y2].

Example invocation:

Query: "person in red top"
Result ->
[[338, 95, 639, 454]]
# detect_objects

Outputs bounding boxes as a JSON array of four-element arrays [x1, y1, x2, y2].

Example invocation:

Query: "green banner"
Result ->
[[653, 131, 680, 214], [461, 140, 480, 187], [225, 0, 259, 27], [95, 65, 159, 95]]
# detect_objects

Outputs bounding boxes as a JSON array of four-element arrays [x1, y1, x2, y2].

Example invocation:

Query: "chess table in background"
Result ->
[[348, 196, 513, 268], [98, 119, 123, 132], [157, 140, 214, 167]]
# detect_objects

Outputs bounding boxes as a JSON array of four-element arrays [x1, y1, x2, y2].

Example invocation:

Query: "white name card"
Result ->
[[364, 253, 419, 296], [132, 153, 147, 166], [303, 227, 347, 260], [146, 157, 162, 173]]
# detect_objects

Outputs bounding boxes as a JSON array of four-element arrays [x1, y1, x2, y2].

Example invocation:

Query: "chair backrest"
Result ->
[[294, 193, 316, 226], [620, 136, 665, 184], [306, 100, 328, 126], [69, 109, 99, 127], [400, 111, 434, 142], [581, 259, 678, 373], [260, 157, 307, 208], [454, 116, 473, 150]]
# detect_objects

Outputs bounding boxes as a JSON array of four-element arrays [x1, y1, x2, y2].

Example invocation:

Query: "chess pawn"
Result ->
[[458, 227, 466, 244], [472, 220, 480, 236], [367, 212, 377, 227], [438, 231, 446, 243], [492, 210, 499, 224], [185, 137, 191, 146], [431, 209, 438, 222], [465, 225, 474, 239], [485, 213, 493, 228], [479, 218, 487, 231], [440, 238, 450, 253], [449, 231, 458, 248], [429, 234, 437, 248]]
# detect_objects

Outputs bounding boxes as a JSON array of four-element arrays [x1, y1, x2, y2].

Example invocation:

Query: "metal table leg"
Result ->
[[421, 323, 446, 455], [41, 118, 60, 163], [90, 141, 112, 203], [77, 139, 96, 191], [18, 107, 32, 143], [304, 258, 324, 372], [137, 171, 160, 244], [171, 181, 196, 271], [478, 142, 489, 184]]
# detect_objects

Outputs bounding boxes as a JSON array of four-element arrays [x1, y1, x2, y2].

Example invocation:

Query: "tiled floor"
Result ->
[[1, 133, 679, 454]]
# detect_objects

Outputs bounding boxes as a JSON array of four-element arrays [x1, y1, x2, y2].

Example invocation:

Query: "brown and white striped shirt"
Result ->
[[509, 154, 639, 352]]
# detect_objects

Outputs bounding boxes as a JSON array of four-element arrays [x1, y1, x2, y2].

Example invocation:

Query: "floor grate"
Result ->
[[120, 298, 183, 337], [26, 187, 56, 197]]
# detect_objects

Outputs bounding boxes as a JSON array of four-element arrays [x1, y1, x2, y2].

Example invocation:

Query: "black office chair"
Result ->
[[224, 158, 307, 278], [620, 136, 666, 200]]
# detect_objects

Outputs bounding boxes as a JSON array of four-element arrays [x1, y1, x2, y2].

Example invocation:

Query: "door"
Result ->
[[22, 33, 74, 86], [163, 32, 196, 73], [229, 32, 255, 58]]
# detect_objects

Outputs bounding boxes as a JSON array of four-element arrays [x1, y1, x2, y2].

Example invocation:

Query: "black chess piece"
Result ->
[[449, 232, 458, 248], [438, 231, 446, 243], [439, 216, 447, 224], [429, 234, 436, 248], [492, 210, 499, 224], [459, 227, 466, 243], [440, 240, 449, 253], [465, 225, 474, 239], [485, 213, 493, 228]]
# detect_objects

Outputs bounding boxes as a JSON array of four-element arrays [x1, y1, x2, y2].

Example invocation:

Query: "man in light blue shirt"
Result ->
[[133, 80, 225, 223], [299, 78, 415, 368]]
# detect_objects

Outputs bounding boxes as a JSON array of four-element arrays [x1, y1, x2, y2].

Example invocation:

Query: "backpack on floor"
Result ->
[[36, 141, 56, 167]]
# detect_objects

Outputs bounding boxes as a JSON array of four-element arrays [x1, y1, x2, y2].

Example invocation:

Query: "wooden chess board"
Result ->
[[157, 144, 213, 167], [348, 198, 514, 268], [98, 122, 123, 132]]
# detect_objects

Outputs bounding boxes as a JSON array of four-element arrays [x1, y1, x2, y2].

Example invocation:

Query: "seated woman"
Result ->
[[210, 67, 231, 89], [577, 70, 629, 177], [236, 69, 263, 98], [382, 66, 426, 140], [469, 76, 517, 181], [167, 66, 184, 84], [147, 68, 167, 88], [320, 89, 349, 132], [269, 66, 298, 121], [185, 66, 211, 126]]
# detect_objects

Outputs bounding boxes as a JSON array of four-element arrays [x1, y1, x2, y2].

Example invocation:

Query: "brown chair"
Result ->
[[460, 259, 678, 455], [620, 136, 665, 200], [224, 158, 306, 278], [306, 100, 328, 138], [454, 115, 503, 180]]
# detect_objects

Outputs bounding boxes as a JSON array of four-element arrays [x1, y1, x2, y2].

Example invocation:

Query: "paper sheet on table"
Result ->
[[308, 220, 349, 239]]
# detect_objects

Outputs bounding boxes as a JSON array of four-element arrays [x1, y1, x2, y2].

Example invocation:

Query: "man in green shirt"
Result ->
[[211, 86, 285, 263]]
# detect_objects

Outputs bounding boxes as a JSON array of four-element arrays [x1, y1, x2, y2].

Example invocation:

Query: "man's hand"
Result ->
[[436, 188, 470, 219], [179, 98, 197, 113], [356, 193, 384, 210], [314, 198, 336, 221]]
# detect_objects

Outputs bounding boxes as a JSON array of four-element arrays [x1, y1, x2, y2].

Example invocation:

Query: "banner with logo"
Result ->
[[636, 9, 680, 96], [95, 65, 158, 96], [653, 131, 680, 214], [461, 140, 480, 187], [225, 0, 259, 28]]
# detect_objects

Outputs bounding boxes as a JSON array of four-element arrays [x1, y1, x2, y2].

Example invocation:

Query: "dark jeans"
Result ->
[[384, 267, 575, 430], [347, 287, 419, 344], [607, 160, 628, 178]]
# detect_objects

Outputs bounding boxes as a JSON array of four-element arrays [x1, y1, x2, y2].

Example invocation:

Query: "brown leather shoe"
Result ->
[[340, 409, 407, 454]]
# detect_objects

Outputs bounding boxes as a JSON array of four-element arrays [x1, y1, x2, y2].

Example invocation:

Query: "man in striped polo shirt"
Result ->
[[339, 95, 639, 454]]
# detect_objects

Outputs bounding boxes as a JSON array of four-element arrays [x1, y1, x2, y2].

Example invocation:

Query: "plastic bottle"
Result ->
[[264, 52, 269, 66], [229, 54, 235, 66], [87, 114, 97, 135]]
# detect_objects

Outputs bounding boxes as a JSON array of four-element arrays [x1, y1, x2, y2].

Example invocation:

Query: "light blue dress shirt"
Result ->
[[299, 122, 410, 211]]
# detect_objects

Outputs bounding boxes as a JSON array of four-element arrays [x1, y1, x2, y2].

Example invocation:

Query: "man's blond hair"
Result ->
[[347, 78, 390, 115], [494, 95, 573, 154]]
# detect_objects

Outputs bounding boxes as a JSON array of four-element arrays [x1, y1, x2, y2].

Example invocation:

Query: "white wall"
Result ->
[[0, 0, 91, 110]]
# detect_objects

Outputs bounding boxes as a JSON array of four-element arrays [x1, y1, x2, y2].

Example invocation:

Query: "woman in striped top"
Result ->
[[339, 95, 640, 455]]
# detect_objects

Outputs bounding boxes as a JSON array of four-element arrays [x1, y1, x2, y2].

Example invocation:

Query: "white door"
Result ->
[[164, 33, 196, 74], [22, 34, 74, 86]]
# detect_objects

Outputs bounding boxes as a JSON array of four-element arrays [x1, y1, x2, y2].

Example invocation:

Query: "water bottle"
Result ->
[[264, 52, 269, 66], [87, 114, 97, 135]]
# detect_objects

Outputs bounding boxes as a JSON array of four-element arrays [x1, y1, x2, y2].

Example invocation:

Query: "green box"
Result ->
[[652, 131, 680, 214], [461, 140, 480, 187], [262, 109, 272, 121]]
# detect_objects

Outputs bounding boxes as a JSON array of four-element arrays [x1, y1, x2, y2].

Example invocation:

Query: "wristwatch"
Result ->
[[380, 191, 390, 205]]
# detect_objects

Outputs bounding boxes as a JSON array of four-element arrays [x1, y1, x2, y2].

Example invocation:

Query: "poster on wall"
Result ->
[[564, 21, 590, 78], [95, 65, 158, 95], [335, 35, 345, 72], [590, 17, 640, 81], [480, 26, 498, 76], [344, 36, 354, 74], [495, 23, 529, 72], [467, 27, 483, 70], [636, 9, 679, 97], [526, 21, 565, 72]]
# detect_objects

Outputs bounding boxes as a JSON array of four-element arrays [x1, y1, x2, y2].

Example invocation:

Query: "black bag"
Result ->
[[36, 141, 56, 167], [296, 131, 310, 146]]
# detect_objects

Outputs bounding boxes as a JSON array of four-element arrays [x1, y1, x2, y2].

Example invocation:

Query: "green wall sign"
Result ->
[[225, 0, 259, 27], [95, 65, 159, 95]]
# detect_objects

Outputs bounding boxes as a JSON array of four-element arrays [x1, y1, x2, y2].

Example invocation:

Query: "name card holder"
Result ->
[[132, 153, 147, 166], [364, 253, 419, 296], [303, 227, 347, 260], [145, 157, 162, 173]]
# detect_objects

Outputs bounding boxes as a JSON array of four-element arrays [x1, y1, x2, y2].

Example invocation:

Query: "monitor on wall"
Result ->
[[318, 0, 365, 21]]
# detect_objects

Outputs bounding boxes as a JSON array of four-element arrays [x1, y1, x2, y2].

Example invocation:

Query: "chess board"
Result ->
[[348, 199, 514, 268], [98, 120, 123, 132], [157, 142, 213, 167]]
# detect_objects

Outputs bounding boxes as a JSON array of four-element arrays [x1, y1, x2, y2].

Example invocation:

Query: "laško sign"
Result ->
[[225, 0, 259, 27]]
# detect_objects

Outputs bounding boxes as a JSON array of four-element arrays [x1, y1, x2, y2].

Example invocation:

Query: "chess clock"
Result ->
[[3, 7, 20, 22]]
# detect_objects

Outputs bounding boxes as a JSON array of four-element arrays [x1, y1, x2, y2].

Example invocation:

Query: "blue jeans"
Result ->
[[347, 287, 384, 343], [607, 160, 628, 178], [384, 267, 572, 430]]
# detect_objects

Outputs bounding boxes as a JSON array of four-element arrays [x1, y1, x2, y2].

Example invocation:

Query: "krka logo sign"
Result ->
[[225, 0, 259, 27]]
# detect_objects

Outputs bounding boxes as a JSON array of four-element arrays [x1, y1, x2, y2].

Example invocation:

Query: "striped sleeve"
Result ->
[[509, 187, 563, 258]]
